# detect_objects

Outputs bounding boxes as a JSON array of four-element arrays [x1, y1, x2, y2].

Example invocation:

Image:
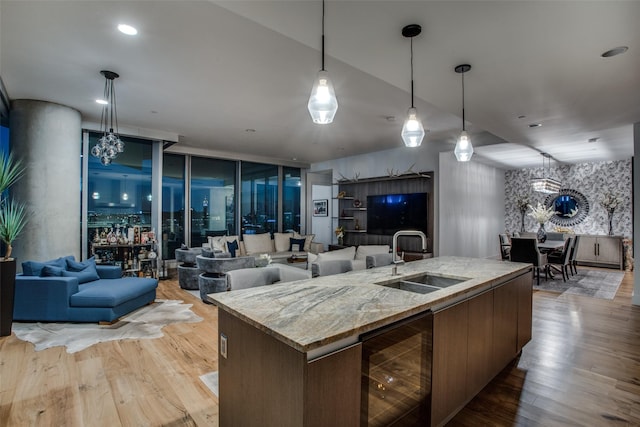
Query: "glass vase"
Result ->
[[608, 210, 614, 236], [536, 223, 547, 243], [520, 211, 526, 233]]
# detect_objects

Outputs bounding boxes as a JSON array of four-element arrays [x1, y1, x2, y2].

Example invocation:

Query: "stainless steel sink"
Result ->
[[381, 281, 442, 294], [378, 274, 470, 295], [402, 274, 468, 288]]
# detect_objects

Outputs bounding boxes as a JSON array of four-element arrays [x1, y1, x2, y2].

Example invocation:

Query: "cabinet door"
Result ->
[[466, 289, 494, 397], [596, 236, 622, 266], [576, 236, 598, 263], [305, 343, 361, 427], [516, 272, 533, 353], [493, 282, 519, 374], [432, 301, 469, 427]]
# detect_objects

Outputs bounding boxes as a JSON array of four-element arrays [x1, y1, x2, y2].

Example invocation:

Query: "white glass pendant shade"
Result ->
[[454, 130, 474, 162], [307, 70, 338, 124], [401, 107, 425, 147]]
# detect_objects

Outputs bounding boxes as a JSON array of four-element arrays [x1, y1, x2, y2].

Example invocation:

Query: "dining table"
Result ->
[[537, 240, 566, 252]]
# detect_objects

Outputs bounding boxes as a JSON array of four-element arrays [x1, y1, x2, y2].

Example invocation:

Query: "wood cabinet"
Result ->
[[466, 289, 494, 397], [575, 235, 623, 269], [431, 270, 533, 427], [431, 300, 469, 426], [218, 310, 362, 427]]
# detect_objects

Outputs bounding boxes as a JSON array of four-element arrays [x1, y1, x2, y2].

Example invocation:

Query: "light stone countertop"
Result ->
[[210, 256, 532, 353]]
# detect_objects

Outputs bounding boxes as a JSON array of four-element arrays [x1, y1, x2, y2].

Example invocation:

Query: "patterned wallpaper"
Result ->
[[504, 159, 632, 237]]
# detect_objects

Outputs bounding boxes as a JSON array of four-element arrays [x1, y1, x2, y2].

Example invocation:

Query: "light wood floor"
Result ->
[[1, 269, 639, 426]]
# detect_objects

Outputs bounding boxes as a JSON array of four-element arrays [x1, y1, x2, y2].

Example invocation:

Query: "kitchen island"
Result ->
[[211, 256, 533, 427]]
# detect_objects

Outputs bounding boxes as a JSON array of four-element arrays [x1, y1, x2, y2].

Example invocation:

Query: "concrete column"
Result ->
[[9, 99, 81, 267]]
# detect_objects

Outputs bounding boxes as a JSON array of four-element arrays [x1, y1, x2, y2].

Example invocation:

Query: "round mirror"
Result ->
[[544, 189, 589, 226]]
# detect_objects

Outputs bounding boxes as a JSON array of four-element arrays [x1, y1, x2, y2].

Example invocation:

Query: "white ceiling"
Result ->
[[1, 1, 638, 169]]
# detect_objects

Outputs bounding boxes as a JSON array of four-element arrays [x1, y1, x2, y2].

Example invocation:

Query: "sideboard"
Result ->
[[575, 235, 623, 270]]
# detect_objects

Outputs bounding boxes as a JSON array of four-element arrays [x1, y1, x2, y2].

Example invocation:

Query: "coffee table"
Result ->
[[286, 255, 308, 269]]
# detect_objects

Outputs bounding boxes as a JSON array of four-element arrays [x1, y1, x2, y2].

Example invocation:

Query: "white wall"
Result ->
[[438, 152, 505, 258]]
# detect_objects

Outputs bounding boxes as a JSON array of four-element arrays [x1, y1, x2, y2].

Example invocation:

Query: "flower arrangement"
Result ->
[[256, 253, 272, 267], [600, 192, 621, 213], [527, 202, 556, 224], [515, 195, 530, 213]]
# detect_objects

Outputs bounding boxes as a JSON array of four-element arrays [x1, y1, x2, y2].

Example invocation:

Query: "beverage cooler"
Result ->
[[360, 311, 433, 426]]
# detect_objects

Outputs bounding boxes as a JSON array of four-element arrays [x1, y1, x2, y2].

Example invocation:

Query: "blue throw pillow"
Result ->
[[40, 265, 64, 277], [227, 240, 239, 258], [66, 256, 97, 272], [62, 264, 100, 284], [289, 238, 306, 252], [22, 257, 67, 276]]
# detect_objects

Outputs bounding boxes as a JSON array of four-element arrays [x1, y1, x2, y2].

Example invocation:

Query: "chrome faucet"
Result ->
[[392, 230, 428, 264]]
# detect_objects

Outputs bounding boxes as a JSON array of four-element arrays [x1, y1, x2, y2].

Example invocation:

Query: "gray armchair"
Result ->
[[226, 263, 311, 291], [312, 259, 353, 277]]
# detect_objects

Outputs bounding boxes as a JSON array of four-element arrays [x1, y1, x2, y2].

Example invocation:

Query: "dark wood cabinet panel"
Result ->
[[466, 289, 494, 397], [305, 343, 362, 427], [493, 281, 519, 375], [432, 301, 469, 427]]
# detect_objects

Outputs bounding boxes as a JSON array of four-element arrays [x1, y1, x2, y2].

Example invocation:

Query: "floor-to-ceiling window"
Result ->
[[162, 153, 185, 259], [86, 133, 153, 260], [283, 167, 301, 232], [241, 162, 278, 235], [190, 157, 236, 247]]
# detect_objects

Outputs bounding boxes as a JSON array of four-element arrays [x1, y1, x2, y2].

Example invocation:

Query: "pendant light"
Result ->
[[531, 153, 561, 193], [307, 0, 338, 124], [122, 175, 129, 201], [91, 70, 125, 166], [454, 64, 474, 162], [401, 24, 425, 148]]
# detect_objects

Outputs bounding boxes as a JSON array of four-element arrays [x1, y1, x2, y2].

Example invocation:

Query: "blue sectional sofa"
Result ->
[[13, 256, 158, 323]]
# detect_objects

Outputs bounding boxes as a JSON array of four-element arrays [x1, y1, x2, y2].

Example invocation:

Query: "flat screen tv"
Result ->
[[366, 192, 428, 236]]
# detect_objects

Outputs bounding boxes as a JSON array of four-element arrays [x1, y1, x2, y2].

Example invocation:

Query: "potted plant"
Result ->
[[0, 150, 27, 337]]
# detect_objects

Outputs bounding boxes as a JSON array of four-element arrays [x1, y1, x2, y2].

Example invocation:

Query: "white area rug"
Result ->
[[533, 269, 625, 300], [12, 299, 203, 353], [200, 371, 219, 396]]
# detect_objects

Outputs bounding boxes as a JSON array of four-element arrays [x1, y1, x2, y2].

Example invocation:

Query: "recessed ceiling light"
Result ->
[[528, 123, 541, 128], [588, 137, 599, 143], [386, 116, 396, 122], [517, 115, 526, 119], [245, 128, 256, 133], [601, 46, 628, 58], [96, 99, 108, 105], [118, 24, 138, 36]]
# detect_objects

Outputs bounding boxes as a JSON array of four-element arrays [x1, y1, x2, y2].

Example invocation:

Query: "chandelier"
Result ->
[[531, 153, 561, 194], [91, 70, 124, 166]]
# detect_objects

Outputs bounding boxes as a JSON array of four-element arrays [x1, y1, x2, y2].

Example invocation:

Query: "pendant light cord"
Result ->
[[461, 71, 466, 131], [321, 0, 325, 71], [410, 36, 415, 108]]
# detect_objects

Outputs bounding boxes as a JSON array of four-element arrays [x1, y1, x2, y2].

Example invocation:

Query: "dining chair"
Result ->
[[547, 236, 574, 282], [568, 235, 581, 275], [509, 238, 548, 286], [499, 234, 511, 261]]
